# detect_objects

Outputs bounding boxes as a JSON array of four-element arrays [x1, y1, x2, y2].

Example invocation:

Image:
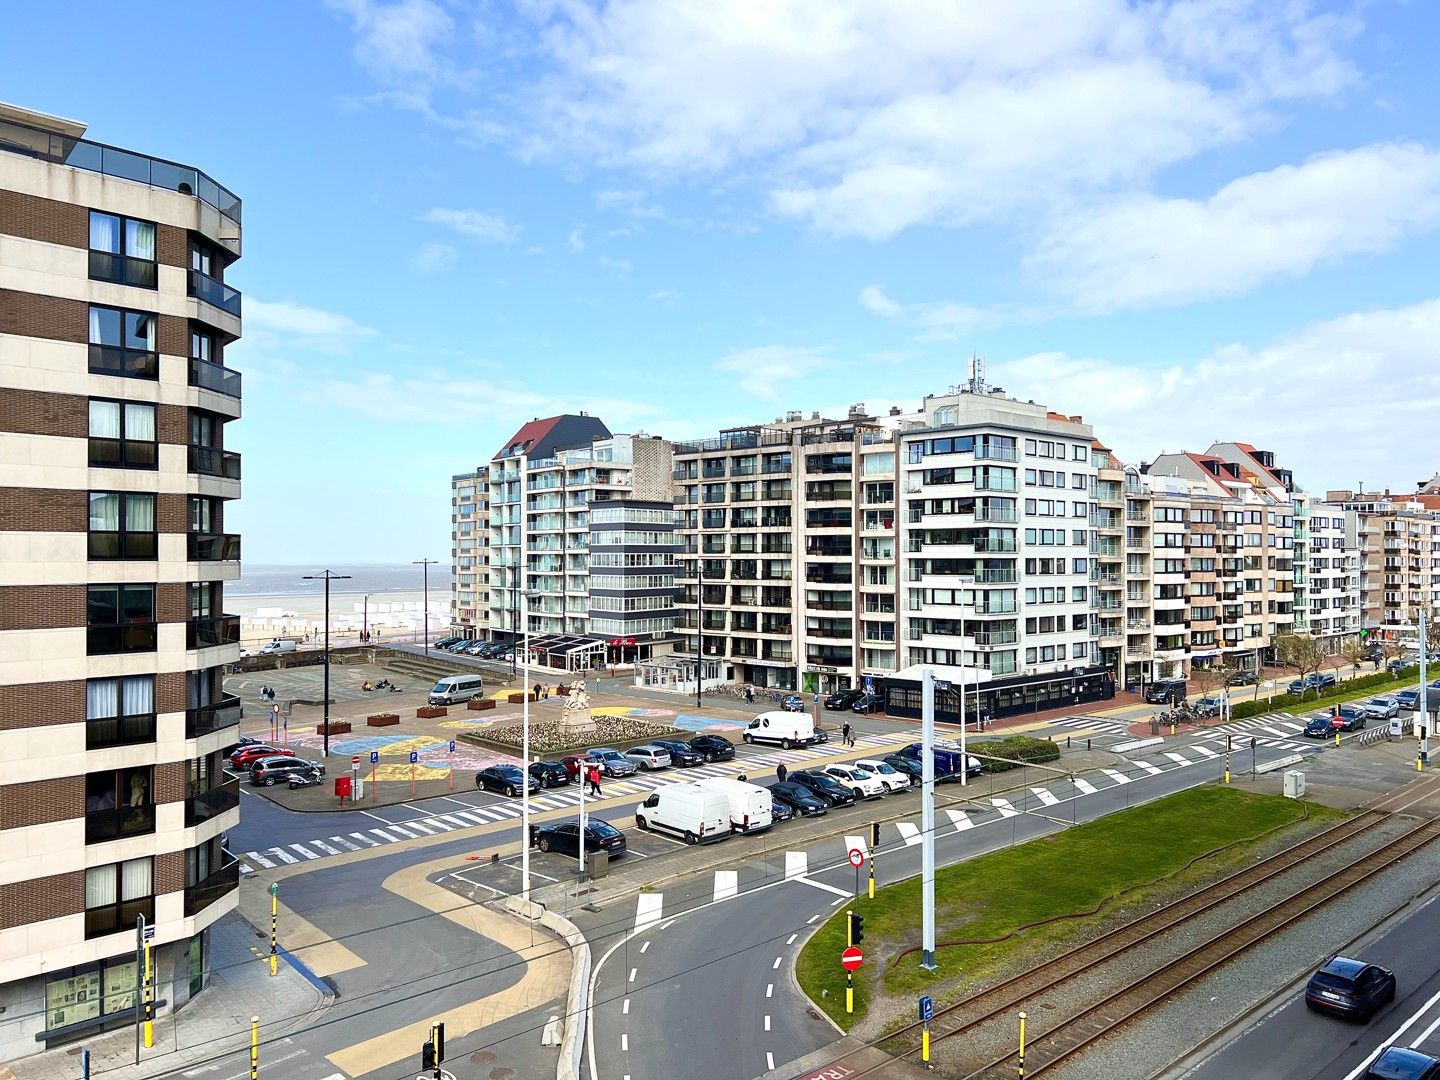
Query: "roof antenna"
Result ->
[[967, 353, 987, 395]]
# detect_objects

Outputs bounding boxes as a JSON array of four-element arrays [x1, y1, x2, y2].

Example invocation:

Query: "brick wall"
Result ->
[[0, 388, 87, 439], [155, 225, 187, 268], [0, 189, 87, 249], [0, 585, 86, 631], [154, 851, 186, 895], [154, 761, 189, 804], [0, 777, 83, 829], [156, 583, 188, 624], [0, 871, 83, 929], [0, 680, 85, 731], [0, 488, 88, 533], [155, 671, 188, 714], [157, 405, 188, 446], [157, 493, 188, 534], [0, 288, 188, 355]]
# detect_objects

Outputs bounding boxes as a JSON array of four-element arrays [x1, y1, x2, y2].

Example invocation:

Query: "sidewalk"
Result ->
[[8, 915, 327, 1080]]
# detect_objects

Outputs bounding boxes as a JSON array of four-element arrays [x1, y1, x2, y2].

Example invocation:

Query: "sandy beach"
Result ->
[[233, 589, 451, 646]]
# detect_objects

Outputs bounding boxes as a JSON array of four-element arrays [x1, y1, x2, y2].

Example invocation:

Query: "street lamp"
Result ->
[[301, 570, 351, 760], [414, 559, 437, 656], [362, 592, 373, 644]]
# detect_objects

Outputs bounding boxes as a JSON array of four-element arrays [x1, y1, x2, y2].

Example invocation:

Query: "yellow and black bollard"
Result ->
[[1018, 1010, 1027, 1078], [143, 940, 152, 1048], [269, 883, 279, 977], [250, 1016, 259, 1080]]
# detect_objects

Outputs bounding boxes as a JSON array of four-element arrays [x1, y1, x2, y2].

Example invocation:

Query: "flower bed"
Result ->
[[316, 722, 352, 735], [367, 714, 400, 727], [478, 716, 685, 755], [507, 692, 536, 704]]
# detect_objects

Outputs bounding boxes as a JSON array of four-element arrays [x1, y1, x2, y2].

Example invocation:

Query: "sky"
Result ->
[[7, 1, 1440, 562]]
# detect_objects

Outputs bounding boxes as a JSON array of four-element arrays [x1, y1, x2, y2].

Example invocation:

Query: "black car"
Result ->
[[249, 756, 325, 786], [1303, 715, 1336, 738], [688, 734, 736, 763], [1144, 679, 1188, 705], [1305, 956, 1396, 1021], [1366, 1047, 1440, 1080], [528, 760, 572, 788], [475, 764, 539, 796], [768, 798, 795, 823], [883, 754, 923, 782], [529, 818, 627, 859], [852, 692, 884, 714], [651, 739, 703, 767], [825, 689, 865, 711], [767, 782, 828, 816], [1334, 704, 1368, 732], [1226, 671, 1258, 686], [787, 770, 857, 807]]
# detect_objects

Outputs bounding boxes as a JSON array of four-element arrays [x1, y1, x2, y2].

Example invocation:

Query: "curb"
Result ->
[[504, 896, 589, 1080]]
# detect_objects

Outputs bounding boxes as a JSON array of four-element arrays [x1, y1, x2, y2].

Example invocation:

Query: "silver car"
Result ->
[[622, 745, 673, 771], [1364, 696, 1400, 720]]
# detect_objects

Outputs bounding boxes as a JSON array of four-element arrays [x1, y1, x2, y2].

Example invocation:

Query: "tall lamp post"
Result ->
[[301, 570, 350, 760], [362, 592, 373, 644], [414, 558, 437, 656]]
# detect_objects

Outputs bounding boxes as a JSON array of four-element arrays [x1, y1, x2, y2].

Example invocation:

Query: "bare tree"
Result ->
[[1338, 636, 1371, 676], [1272, 632, 1327, 698]]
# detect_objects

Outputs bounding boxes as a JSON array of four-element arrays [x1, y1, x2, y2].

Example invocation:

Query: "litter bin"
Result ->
[[334, 775, 352, 801]]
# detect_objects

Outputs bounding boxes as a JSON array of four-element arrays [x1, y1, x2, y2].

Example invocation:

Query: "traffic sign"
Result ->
[[847, 847, 865, 869], [142, 925, 155, 941], [352, 755, 360, 765], [841, 946, 863, 971], [409, 751, 419, 765], [919, 995, 934, 1021], [370, 751, 380, 764], [449, 740, 456, 753]]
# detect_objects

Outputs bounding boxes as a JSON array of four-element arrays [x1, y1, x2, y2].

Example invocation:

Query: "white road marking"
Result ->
[[1163, 752, 1191, 765], [765, 1015, 771, 1031], [1029, 787, 1059, 807], [1190, 745, 1219, 758], [1133, 759, 1164, 775], [767, 1052, 776, 1071], [807, 914, 821, 925], [404, 820, 438, 834], [1072, 778, 1098, 795], [714, 870, 738, 903], [634, 893, 664, 933], [246, 851, 275, 868], [309, 840, 341, 856], [437, 815, 469, 827], [622, 999, 630, 1015], [844, 833, 868, 858], [785, 851, 808, 879], [640, 941, 650, 954], [629, 968, 637, 983], [895, 821, 922, 846], [786, 934, 798, 946], [989, 798, 1019, 818], [290, 844, 320, 860], [766, 983, 774, 998], [772, 956, 783, 969], [327, 836, 359, 851], [945, 808, 972, 831], [621, 1033, 628, 1051], [358, 809, 394, 824], [793, 876, 851, 898], [382, 823, 418, 838], [349, 831, 380, 846], [1102, 768, 1131, 785]]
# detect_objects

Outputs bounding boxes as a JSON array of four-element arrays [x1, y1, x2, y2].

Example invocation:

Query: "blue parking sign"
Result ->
[[369, 751, 379, 765], [919, 995, 933, 1022], [408, 751, 419, 765], [449, 740, 456, 753]]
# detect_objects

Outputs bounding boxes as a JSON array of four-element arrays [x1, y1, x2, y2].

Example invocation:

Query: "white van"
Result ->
[[634, 784, 730, 844], [742, 710, 816, 749], [428, 674, 486, 706], [696, 776, 774, 834], [258, 639, 299, 655]]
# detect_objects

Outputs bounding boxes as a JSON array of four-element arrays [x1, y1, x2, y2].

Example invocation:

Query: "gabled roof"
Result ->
[[492, 414, 612, 462]]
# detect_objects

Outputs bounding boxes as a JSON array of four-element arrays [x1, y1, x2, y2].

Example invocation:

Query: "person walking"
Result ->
[[586, 763, 602, 797], [776, 762, 788, 784], [533, 682, 542, 700], [841, 721, 852, 747]]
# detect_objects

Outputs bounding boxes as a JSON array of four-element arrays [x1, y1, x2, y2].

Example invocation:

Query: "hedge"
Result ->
[[1229, 664, 1421, 719], [977, 734, 1062, 772]]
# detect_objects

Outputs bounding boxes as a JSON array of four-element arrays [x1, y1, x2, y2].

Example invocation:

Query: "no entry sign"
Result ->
[[841, 946, 863, 972], [847, 847, 865, 868]]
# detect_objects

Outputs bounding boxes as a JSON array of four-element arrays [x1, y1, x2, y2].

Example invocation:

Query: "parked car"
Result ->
[[429, 674, 487, 705], [476, 764, 539, 796], [769, 797, 795, 823], [695, 777, 774, 834], [1303, 714, 1336, 738], [434, 636, 460, 648], [1194, 696, 1224, 718], [258, 639, 299, 655], [787, 770, 857, 807], [1227, 671, 1258, 686], [586, 748, 638, 778], [623, 745, 672, 771], [528, 760, 572, 788], [780, 694, 806, 712], [767, 782, 829, 816], [1333, 704, 1368, 732], [822, 763, 887, 799], [825, 689, 865, 711], [1365, 1047, 1440, 1080], [560, 754, 590, 781], [852, 692, 884, 714], [530, 818, 627, 859], [743, 711, 819, 749], [1144, 679, 1187, 705], [688, 734, 735, 763], [651, 739, 702, 767], [1317, 672, 1339, 689], [250, 756, 325, 786], [882, 754, 923, 782], [1305, 956, 1395, 1021], [1397, 689, 1421, 711], [1389, 659, 1411, 676], [1365, 697, 1400, 720], [230, 744, 284, 769], [854, 758, 913, 792]]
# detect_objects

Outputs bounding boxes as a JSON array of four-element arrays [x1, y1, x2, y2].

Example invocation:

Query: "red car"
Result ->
[[230, 744, 284, 768], [561, 755, 589, 781]]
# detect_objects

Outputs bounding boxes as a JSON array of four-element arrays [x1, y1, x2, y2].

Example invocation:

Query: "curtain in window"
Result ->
[[88, 401, 121, 439], [89, 212, 119, 253], [124, 403, 155, 441], [87, 678, 119, 719], [121, 676, 152, 716], [85, 866, 117, 909], [89, 306, 114, 346], [125, 220, 155, 261], [120, 858, 151, 901], [89, 493, 120, 532], [126, 494, 155, 532]]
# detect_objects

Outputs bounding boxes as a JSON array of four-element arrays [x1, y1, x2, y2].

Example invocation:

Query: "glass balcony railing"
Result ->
[[86, 804, 156, 844], [185, 777, 240, 828], [188, 269, 242, 317], [87, 622, 157, 655], [185, 857, 240, 918], [188, 358, 242, 398], [89, 343, 158, 380], [187, 615, 240, 650], [188, 446, 242, 479], [85, 896, 154, 940], [188, 532, 241, 562], [186, 694, 241, 738]]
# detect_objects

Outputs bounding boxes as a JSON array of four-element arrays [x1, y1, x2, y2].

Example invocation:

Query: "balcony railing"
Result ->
[[87, 622, 157, 655], [188, 446, 242, 480], [89, 343, 158, 380], [188, 357, 242, 398], [185, 777, 240, 828], [187, 615, 240, 650], [188, 532, 241, 562], [188, 269, 242, 317], [186, 694, 241, 738], [85, 896, 154, 940], [86, 711, 156, 749], [185, 857, 241, 918], [85, 804, 156, 845], [89, 250, 157, 288]]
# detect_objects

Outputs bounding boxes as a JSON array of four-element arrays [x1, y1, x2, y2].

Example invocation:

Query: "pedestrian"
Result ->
[[776, 762, 788, 784], [586, 764, 602, 797], [744, 686, 755, 704], [533, 682, 542, 700], [841, 721, 852, 747]]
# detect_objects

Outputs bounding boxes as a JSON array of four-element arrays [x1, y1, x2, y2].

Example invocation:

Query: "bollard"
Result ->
[[250, 1017, 259, 1080], [1086, 738, 1091, 751], [1066, 735, 1071, 749], [491, 852, 501, 866], [1018, 1011, 1028, 1078]]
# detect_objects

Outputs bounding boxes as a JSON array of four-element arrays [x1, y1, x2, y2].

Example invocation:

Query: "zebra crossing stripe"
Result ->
[[404, 820, 439, 834], [990, 799, 1019, 818], [309, 840, 341, 856], [714, 870, 738, 902], [895, 821, 922, 846], [1029, 787, 1059, 807], [945, 808, 972, 831], [1163, 752, 1191, 765], [373, 826, 409, 840], [268, 847, 299, 864], [1133, 760, 1164, 776], [436, 814, 469, 827], [844, 833, 869, 858], [1102, 768, 1131, 785], [1072, 778, 1097, 795], [1190, 745, 1219, 758], [328, 836, 359, 851], [290, 843, 321, 860], [247, 851, 276, 868], [239, 863, 255, 876], [350, 831, 381, 846], [635, 892, 664, 931], [785, 851, 808, 879]]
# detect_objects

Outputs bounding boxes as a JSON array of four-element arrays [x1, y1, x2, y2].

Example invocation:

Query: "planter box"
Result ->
[[507, 692, 536, 704], [316, 722, 351, 735], [416, 706, 448, 719], [467, 698, 497, 711], [555, 686, 572, 697], [367, 714, 400, 727]]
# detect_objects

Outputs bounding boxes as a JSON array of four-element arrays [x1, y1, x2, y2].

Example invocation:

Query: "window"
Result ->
[[86, 675, 155, 748], [88, 305, 158, 379], [88, 212, 156, 288], [85, 767, 154, 843], [88, 400, 156, 469], [86, 584, 156, 655], [88, 493, 156, 559], [84, 858, 153, 939]]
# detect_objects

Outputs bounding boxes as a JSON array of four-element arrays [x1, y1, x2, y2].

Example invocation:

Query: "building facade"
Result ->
[[0, 103, 243, 1056], [451, 467, 489, 633], [1329, 488, 1440, 640]]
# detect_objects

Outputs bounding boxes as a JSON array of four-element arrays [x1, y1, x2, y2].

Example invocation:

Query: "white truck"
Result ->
[[634, 784, 731, 844], [742, 710, 818, 749], [696, 777, 774, 834], [258, 639, 299, 655]]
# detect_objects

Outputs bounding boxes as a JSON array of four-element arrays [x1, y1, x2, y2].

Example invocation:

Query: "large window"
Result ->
[[86, 675, 155, 749], [84, 858, 153, 939], [85, 767, 154, 844], [88, 400, 156, 469], [88, 212, 156, 288], [86, 584, 156, 655], [88, 492, 156, 559], [88, 305, 158, 380]]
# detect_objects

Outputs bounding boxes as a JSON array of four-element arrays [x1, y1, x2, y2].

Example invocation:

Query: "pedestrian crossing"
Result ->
[[237, 732, 905, 873], [1048, 714, 1135, 732], [1196, 713, 1312, 752]]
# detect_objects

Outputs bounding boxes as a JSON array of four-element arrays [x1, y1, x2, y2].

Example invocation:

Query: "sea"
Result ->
[[230, 563, 454, 599]]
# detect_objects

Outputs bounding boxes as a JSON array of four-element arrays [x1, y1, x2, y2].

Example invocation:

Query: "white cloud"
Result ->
[[1031, 142, 1440, 311], [244, 299, 376, 349], [327, 0, 453, 82], [410, 241, 459, 273], [595, 188, 666, 219], [648, 288, 679, 306], [991, 297, 1440, 487], [421, 207, 521, 244], [567, 228, 586, 252], [858, 285, 901, 318], [598, 255, 633, 273], [713, 345, 828, 399], [857, 285, 1016, 340]]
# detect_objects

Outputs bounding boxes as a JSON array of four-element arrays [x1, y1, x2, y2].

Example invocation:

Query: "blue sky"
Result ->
[[8, 1, 1440, 561]]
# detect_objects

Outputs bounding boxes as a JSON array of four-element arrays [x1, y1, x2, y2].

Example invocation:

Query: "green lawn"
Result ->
[[795, 786, 1328, 1029]]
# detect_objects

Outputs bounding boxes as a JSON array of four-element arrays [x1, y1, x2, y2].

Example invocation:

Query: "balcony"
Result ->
[[89, 250, 157, 288], [186, 694, 241, 738], [188, 445, 242, 480], [975, 444, 1018, 462], [975, 507, 1017, 523], [188, 532, 241, 562], [89, 343, 158, 380], [188, 269, 242, 317], [86, 803, 156, 845], [185, 777, 240, 828], [187, 615, 240, 650], [188, 358, 242, 398], [185, 857, 241, 918], [87, 711, 156, 749], [87, 622, 157, 655]]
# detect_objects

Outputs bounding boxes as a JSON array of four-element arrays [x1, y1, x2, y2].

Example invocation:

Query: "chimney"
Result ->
[[889, 406, 902, 416], [811, 411, 820, 420], [848, 403, 865, 418]]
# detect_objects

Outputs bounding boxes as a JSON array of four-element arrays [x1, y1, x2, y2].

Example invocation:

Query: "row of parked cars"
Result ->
[[228, 739, 326, 786], [433, 637, 514, 661]]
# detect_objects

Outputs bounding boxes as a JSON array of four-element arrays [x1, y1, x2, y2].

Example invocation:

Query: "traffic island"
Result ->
[[462, 716, 685, 756]]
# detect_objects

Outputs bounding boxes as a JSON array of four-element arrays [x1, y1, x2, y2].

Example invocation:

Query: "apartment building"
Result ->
[[1329, 488, 1440, 638], [0, 104, 242, 1056], [450, 468, 490, 633]]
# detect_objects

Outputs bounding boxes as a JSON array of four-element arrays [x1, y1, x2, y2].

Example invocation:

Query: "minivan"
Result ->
[[428, 674, 486, 705], [258, 639, 299, 655], [1144, 679, 1187, 705], [635, 784, 730, 844], [743, 710, 817, 749], [695, 777, 774, 834]]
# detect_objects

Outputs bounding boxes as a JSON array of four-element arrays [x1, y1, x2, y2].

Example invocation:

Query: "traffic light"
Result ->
[[421, 1023, 445, 1075], [848, 910, 864, 946], [433, 1022, 445, 1065], [869, 822, 880, 849], [1361, 628, 1370, 640], [421, 1043, 435, 1072]]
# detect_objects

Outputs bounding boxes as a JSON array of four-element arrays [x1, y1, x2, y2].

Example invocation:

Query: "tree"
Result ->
[[1272, 632, 1326, 698], [1187, 661, 1232, 724], [1338, 636, 1372, 675]]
